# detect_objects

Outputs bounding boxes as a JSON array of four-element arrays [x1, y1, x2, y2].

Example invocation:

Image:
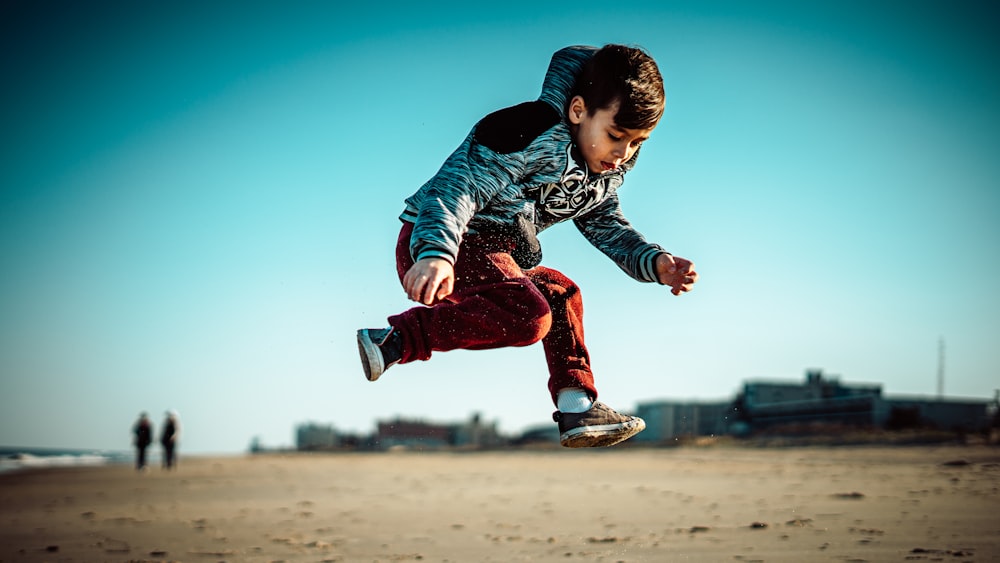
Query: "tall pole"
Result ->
[[937, 337, 945, 400]]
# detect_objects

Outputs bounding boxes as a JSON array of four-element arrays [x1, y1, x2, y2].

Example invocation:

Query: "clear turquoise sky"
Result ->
[[2, 1, 998, 453]]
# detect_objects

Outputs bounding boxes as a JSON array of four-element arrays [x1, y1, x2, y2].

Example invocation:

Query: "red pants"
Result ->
[[388, 222, 597, 405]]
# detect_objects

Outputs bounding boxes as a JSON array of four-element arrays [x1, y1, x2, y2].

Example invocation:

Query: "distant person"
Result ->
[[160, 410, 180, 469], [132, 412, 153, 471], [357, 44, 698, 448]]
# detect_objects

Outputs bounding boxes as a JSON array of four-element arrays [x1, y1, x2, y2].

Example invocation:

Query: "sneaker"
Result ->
[[357, 327, 402, 382], [552, 401, 646, 448]]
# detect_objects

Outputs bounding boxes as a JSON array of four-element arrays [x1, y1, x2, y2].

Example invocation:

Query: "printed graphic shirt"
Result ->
[[399, 45, 668, 283]]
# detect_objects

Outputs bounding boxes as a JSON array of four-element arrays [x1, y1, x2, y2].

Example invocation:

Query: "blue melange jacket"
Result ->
[[400, 46, 668, 283]]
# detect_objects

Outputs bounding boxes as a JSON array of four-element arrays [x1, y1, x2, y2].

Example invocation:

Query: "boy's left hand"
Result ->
[[655, 253, 698, 296]]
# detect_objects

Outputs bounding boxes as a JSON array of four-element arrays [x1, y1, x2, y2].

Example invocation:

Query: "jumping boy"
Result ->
[[357, 44, 698, 448]]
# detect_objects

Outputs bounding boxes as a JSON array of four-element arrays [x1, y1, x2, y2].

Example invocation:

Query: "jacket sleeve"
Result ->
[[408, 45, 592, 264], [409, 132, 533, 264], [573, 192, 669, 283]]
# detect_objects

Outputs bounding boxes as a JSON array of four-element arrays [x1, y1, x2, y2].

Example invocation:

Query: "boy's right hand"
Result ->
[[655, 253, 699, 296], [403, 257, 455, 305]]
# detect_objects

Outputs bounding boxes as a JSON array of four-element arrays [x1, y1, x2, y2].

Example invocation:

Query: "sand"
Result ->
[[1, 445, 998, 562]]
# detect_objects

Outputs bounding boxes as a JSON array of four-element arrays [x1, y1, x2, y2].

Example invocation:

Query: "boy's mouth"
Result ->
[[600, 161, 617, 171]]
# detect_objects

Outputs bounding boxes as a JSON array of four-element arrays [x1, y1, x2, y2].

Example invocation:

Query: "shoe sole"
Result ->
[[560, 418, 646, 448], [357, 329, 385, 382]]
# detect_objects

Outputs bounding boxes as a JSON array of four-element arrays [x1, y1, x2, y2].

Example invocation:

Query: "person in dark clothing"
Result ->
[[160, 410, 180, 469], [132, 412, 153, 471]]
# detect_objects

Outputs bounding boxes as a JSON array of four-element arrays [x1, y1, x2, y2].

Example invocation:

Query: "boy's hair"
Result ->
[[571, 44, 665, 130]]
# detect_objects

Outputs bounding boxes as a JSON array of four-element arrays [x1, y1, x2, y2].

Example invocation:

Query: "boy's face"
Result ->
[[568, 95, 655, 174]]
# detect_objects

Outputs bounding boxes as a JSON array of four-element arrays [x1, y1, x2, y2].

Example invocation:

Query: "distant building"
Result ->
[[376, 413, 503, 450], [296, 422, 339, 450], [637, 369, 994, 441], [634, 400, 733, 443], [377, 418, 452, 449], [736, 369, 883, 429], [878, 396, 995, 433], [735, 369, 993, 434], [452, 412, 505, 449], [288, 372, 994, 449], [512, 424, 561, 446]]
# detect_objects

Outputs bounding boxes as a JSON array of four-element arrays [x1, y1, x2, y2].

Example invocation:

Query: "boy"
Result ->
[[358, 44, 698, 448]]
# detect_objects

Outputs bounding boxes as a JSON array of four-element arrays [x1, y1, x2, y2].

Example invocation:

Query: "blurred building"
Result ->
[[636, 369, 995, 441], [879, 396, 995, 433], [296, 422, 339, 450], [633, 400, 733, 444], [376, 412, 503, 450], [736, 369, 883, 429]]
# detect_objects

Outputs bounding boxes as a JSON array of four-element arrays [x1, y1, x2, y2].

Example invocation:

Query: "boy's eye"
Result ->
[[608, 132, 623, 141]]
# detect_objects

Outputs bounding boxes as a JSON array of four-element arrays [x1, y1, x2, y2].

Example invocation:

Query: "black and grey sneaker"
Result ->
[[553, 402, 646, 448], [357, 327, 403, 382]]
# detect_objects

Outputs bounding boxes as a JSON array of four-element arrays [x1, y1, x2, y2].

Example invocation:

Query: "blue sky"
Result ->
[[1, 0, 997, 453]]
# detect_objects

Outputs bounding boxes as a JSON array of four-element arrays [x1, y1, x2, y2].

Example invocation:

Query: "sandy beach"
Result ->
[[1, 445, 997, 562]]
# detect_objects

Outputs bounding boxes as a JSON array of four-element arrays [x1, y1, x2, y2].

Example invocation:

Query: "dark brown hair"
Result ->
[[571, 44, 665, 130]]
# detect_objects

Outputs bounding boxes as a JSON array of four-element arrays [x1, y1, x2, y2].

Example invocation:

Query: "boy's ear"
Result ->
[[567, 95, 587, 125]]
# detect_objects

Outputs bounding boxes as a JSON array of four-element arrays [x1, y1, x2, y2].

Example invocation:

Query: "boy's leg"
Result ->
[[526, 266, 646, 448], [361, 223, 643, 447], [524, 266, 598, 404], [388, 222, 552, 362]]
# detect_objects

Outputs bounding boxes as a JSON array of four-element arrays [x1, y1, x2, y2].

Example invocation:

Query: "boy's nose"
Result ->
[[611, 141, 629, 159]]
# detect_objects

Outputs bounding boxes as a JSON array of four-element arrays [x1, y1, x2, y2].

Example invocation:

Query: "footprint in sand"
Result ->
[[831, 491, 865, 499]]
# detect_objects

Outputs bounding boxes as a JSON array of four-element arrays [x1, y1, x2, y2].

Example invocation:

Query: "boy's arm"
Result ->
[[408, 45, 590, 266], [572, 193, 672, 283], [409, 134, 527, 265], [576, 196, 699, 294], [409, 103, 561, 265], [404, 130, 537, 304]]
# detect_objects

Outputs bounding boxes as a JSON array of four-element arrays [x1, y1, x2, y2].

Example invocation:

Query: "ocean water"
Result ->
[[0, 447, 134, 474]]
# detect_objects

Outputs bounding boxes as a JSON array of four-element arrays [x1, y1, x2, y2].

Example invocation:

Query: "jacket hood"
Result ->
[[538, 46, 599, 116]]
